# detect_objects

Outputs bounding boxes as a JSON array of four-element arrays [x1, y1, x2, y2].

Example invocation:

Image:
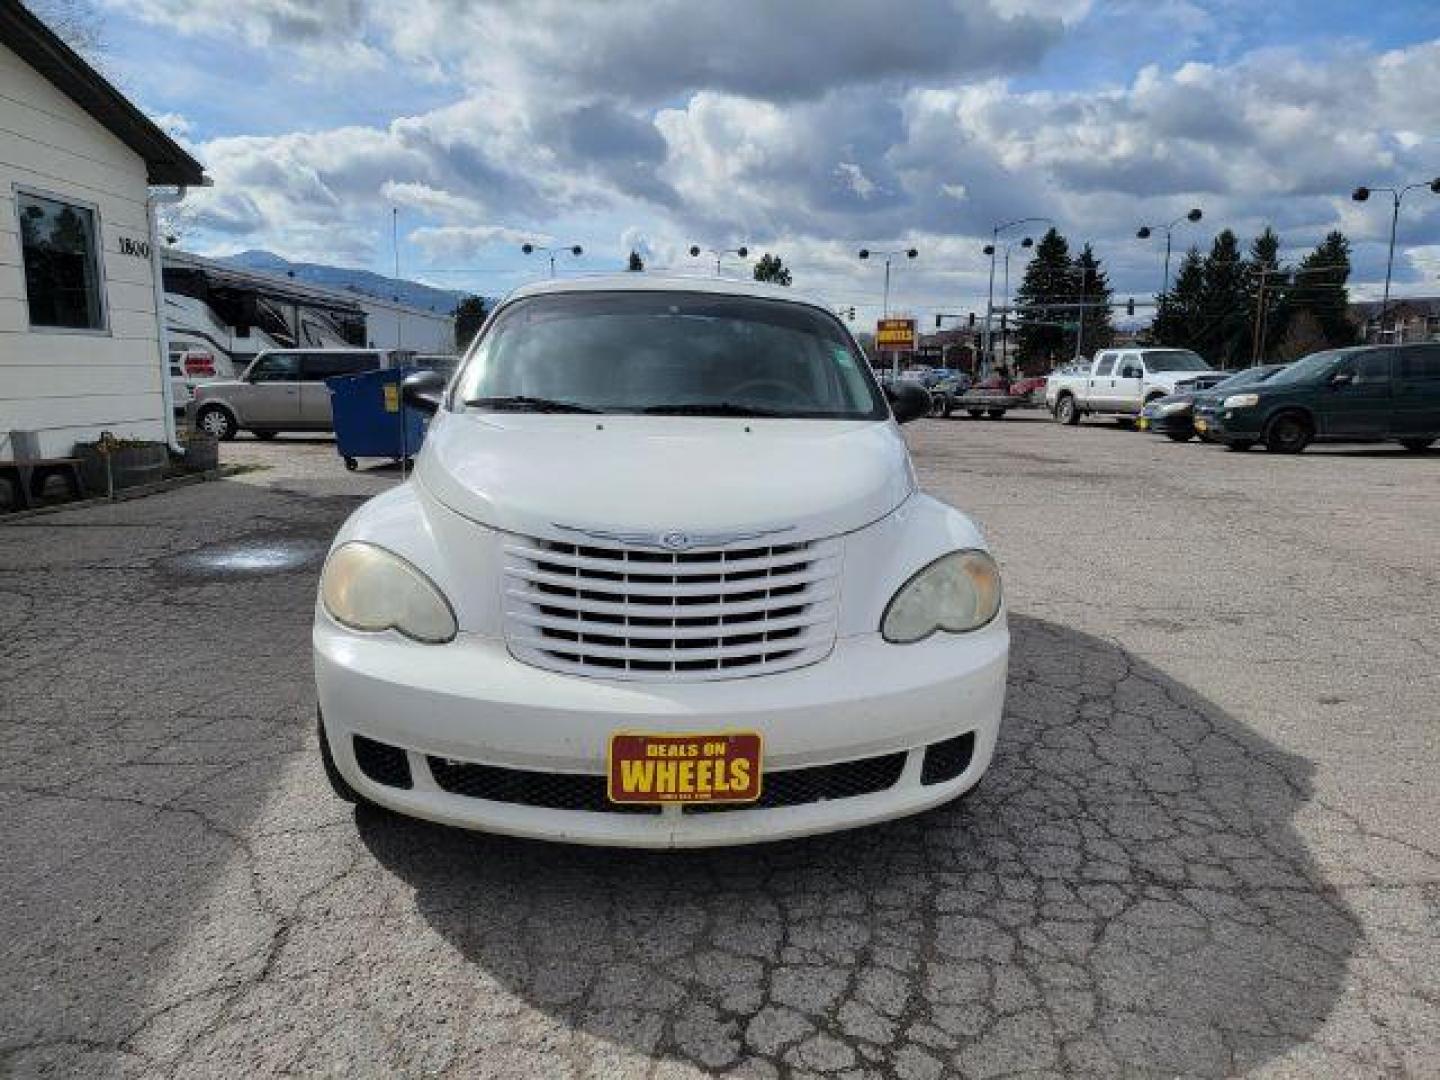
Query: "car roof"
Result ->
[[503, 273, 838, 316]]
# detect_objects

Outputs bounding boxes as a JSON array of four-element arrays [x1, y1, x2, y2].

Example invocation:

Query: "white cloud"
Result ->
[[408, 225, 539, 262], [123, 0, 1440, 306]]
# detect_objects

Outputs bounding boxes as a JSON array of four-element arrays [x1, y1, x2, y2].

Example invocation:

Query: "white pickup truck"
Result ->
[[1045, 347, 1214, 425]]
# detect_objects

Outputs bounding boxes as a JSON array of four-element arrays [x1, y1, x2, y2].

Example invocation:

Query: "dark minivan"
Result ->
[[1202, 344, 1440, 453]]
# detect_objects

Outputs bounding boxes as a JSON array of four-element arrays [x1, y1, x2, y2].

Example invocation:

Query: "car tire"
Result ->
[[1054, 395, 1079, 426], [942, 399, 954, 418], [967, 409, 984, 419], [317, 711, 371, 806], [1226, 440, 1255, 452], [1399, 438, 1435, 452], [195, 404, 237, 441], [1165, 431, 1192, 442], [987, 409, 1006, 419], [1265, 411, 1312, 454]]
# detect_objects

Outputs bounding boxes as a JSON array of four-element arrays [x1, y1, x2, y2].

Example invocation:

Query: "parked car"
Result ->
[[929, 373, 974, 416], [1046, 347, 1214, 425], [168, 348, 221, 413], [1010, 375, 1048, 403], [1140, 365, 1286, 442], [1200, 344, 1440, 453], [190, 348, 411, 440], [954, 373, 1024, 419], [313, 276, 1008, 847]]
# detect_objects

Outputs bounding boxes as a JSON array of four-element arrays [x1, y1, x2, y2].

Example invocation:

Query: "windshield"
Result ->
[[1143, 350, 1210, 372], [453, 291, 886, 419], [1264, 351, 1344, 386]]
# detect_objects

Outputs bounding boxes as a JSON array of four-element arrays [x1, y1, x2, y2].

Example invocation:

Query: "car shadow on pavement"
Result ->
[[358, 614, 1358, 1077]]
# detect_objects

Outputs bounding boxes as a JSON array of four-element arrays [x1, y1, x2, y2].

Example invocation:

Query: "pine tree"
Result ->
[[1014, 228, 1074, 367], [1291, 231, 1356, 348], [1151, 247, 1204, 348], [627, 250, 644, 272], [1072, 244, 1114, 357], [1246, 228, 1286, 361], [1199, 230, 1249, 368], [752, 253, 791, 286]]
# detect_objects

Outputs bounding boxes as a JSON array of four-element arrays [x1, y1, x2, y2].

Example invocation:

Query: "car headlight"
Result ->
[[881, 550, 1002, 644], [1223, 393, 1260, 409], [1158, 401, 1189, 416], [320, 542, 457, 643]]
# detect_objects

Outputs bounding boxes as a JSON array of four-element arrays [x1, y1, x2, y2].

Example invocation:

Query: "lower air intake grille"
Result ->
[[424, 750, 908, 816], [921, 733, 975, 785], [684, 751, 906, 814], [353, 735, 413, 789], [428, 757, 661, 815]]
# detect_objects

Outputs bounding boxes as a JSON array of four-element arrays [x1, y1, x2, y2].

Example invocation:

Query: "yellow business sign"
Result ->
[[875, 318, 916, 351]]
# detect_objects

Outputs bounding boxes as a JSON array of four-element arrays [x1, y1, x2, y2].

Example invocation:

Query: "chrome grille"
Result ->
[[502, 534, 841, 681]]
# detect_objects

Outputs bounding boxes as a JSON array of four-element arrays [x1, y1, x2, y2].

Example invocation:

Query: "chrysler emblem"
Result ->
[[553, 523, 796, 551]]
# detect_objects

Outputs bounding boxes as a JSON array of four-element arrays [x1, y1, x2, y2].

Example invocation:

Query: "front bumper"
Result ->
[[314, 618, 1008, 847], [1200, 409, 1263, 441], [1138, 409, 1193, 435]]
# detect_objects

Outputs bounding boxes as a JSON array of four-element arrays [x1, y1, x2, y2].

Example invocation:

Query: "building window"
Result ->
[[16, 191, 105, 331]]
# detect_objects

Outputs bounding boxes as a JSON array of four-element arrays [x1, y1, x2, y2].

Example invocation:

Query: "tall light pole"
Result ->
[[857, 247, 918, 318], [1136, 207, 1203, 300], [984, 217, 1051, 373], [983, 236, 1033, 373], [689, 245, 749, 276], [1351, 178, 1440, 341], [858, 247, 918, 377], [522, 242, 583, 278]]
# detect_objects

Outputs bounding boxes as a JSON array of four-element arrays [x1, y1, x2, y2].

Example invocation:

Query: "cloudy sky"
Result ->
[[81, 0, 1440, 325]]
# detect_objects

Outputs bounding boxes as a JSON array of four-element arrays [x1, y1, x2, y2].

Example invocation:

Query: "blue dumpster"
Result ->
[[327, 367, 430, 472]]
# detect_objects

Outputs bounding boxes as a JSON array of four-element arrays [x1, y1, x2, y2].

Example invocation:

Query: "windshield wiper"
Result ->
[[640, 402, 786, 417], [464, 395, 600, 414]]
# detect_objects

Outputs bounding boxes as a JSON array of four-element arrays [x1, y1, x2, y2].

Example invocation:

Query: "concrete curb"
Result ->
[[0, 467, 236, 523]]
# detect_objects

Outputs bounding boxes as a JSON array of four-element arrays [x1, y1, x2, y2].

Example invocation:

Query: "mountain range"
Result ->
[[215, 250, 472, 313]]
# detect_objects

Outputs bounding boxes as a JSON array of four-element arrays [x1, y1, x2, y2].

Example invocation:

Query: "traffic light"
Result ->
[[968, 312, 976, 328], [935, 315, 943, 329], [1126, 298, 1135, 316]]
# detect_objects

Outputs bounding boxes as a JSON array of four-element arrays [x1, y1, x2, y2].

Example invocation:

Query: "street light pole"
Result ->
[[689, 245, 749, 276], [1351, 180, 1440, 341], [983, 216, 1051, 374], [989, 236, 1033, 375], [857, 247, 918, 376], [1136, 207, 1203, 300], [521, 242, 584, 278]]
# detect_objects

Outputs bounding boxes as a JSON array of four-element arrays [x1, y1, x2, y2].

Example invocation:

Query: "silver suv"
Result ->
[[190, 349, 407, 440]]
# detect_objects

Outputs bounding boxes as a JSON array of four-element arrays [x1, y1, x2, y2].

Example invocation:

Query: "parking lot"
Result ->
[[2, 418, 1437, 1078]]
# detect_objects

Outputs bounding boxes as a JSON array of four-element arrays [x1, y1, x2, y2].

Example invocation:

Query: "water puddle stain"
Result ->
[[163, 538, 327, 578]]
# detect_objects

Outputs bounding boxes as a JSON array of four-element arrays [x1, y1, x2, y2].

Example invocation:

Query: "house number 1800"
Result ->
[[118, 237, 152, 259]]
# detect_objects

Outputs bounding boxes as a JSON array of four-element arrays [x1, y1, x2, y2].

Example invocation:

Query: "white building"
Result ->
[[1, 1, 205, 459]]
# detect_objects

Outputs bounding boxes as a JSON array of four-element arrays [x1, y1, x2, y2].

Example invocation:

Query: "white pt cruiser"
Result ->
[[314, 276, 1008, 847]]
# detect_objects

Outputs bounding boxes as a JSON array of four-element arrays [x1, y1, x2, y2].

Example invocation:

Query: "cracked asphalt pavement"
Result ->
[[2, 421, 1438, 1078]]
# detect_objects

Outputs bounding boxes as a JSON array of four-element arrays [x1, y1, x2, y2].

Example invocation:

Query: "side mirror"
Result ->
[[402, 369, 446, 414], [887, 381, 931, 425]]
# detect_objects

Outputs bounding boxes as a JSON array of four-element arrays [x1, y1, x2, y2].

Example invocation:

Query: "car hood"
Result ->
[[1148, 371, 1214, 387], [414, 411, 916, 545]]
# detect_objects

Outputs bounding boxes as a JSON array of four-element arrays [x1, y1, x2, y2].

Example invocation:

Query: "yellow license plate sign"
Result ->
[[608, 732, 762, 805], [1194, 418, 1208, 432], [1137, 418, 1150, 430]]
